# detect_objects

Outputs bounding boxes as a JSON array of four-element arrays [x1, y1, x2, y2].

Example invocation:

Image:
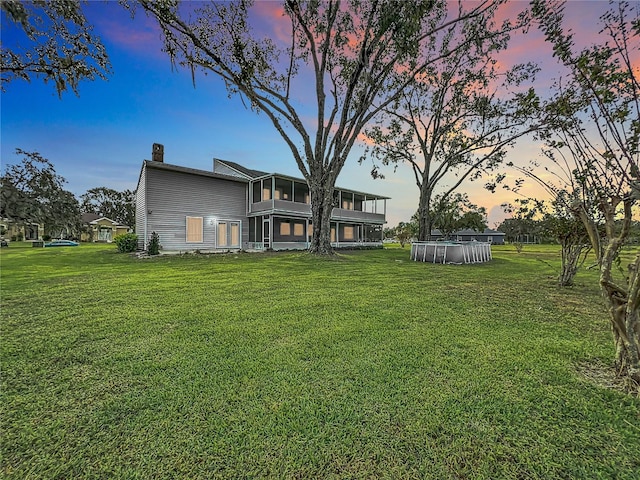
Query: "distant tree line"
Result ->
[[0, 149, 135, 240]]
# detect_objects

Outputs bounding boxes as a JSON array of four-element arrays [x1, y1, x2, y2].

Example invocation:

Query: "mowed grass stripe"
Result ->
[[1, 244, 638, 479]]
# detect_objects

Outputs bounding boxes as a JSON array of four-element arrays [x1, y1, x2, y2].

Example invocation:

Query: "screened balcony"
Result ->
[[249, 175, 387, 224]]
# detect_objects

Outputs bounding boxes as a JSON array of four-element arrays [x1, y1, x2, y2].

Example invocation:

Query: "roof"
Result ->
[[82, 214, 128, 227], [215, 159, 268, 179], [143, 160, 249, 183], [431, 228, 505, 236], [81, 213, 101, 223]]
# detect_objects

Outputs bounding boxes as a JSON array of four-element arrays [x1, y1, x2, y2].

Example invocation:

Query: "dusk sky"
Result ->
[[0, 1, 624, 227]]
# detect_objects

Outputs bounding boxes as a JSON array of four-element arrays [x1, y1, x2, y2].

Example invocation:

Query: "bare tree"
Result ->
[[361, 2, 541, 241], [135, 0, 505, 254], [522, 0, 640, 386]]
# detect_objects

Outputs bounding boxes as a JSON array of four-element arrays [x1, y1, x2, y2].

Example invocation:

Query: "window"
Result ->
[[343, 226, 354, 240], [294, 182, 310, 203], [262, 186, 271, 201], [342, 192, 354, 210], [275, 178, 292, 201], [294, 223, 304, 236], [280, 222, 291, 235], [186, 216, 203, 243], [218, 221, 241, 248], [354, 194, 364, 211], [252, 182, 261, 204]]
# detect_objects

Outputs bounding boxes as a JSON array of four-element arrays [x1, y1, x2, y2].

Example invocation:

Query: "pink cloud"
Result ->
[[250, 1, 291, 45], [89, 6, 166, 60]]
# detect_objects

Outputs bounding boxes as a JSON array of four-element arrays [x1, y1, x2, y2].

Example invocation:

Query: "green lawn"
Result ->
[[1, 243, 639, 479]]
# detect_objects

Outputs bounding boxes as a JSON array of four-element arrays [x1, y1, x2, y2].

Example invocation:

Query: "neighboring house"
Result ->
[[429, 228, 506, 245], [0, 219, 44, 241], [81, 213, 130, 243], [135, 143, 389, 252]]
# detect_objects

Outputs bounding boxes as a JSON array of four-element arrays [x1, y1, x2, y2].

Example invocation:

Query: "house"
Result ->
[[0, 219, 44, 242], [429, 228, 505, 245], [135, 144, 389, 252], [81, 213, 130, 242]]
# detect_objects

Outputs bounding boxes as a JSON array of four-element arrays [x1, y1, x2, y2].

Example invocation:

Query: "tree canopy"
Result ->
[[362, 1, 541, 241], [0, 149, 81, 237], [0, 0, 111, 96], [136, 0, 505, 253], [522, 0, 640, 385], [80, 187, 135, 228]]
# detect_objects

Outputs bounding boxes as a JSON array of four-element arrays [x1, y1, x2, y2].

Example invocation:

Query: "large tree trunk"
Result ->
[[600, 240, 640, 385], [417, 187, 432, 241], [594, 201, 640, 386], [308, 177, 336, 255]]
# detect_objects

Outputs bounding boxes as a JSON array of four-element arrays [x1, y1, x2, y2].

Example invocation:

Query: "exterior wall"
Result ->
[[135, 163, 147, 249], [0, 221, 44, 241], [143, 166, 249, 252]]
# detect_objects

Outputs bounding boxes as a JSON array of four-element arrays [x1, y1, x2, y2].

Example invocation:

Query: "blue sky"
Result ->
[[0, 1, 617, 227]]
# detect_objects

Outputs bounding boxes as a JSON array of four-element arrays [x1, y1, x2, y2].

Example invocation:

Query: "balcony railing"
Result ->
[[250, 201, 385, 223]]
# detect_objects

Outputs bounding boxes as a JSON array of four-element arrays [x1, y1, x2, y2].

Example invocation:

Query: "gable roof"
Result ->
[[215, 159, 268, 179], [143, 160, 249, 183], [81, 213, 101, 223]]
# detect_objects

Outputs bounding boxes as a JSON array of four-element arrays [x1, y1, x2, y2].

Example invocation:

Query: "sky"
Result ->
[[0, 0, 628, 228]]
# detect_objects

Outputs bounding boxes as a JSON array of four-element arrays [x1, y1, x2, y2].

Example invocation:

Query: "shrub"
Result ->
[[147, 231, 160, 255], [114, 233, 138, 253], [43, 235, 52, 241], [17, 233, 23, 241]]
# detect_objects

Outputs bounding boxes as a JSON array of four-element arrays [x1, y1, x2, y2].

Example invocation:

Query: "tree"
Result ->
[[505, 196, 591, 286], [393, 221, 417, 248], [0, 149, 82, 237], [45, 189, 82, 239], [430, 193, 487, 239], [540, 198, 591, 288], [361, 2, 541, 241], [135, 0, 504, 254], [80, 187, 135, 227], [523, 0, 640, 385], [1, 0, 111, 96]]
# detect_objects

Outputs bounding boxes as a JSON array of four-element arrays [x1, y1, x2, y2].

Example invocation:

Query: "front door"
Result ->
[[98, 227, 112, 242]]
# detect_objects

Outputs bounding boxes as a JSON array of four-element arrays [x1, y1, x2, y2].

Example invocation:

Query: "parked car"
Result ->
[[1, 239, 8, 248], [44, 240, 79, 247]]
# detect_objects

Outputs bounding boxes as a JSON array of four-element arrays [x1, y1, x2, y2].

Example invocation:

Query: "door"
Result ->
[[98, 227, 112, 242], [263, 218, 270, 249]]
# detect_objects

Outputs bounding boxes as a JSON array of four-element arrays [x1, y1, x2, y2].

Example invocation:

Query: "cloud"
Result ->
[[89, 4, 167, 60]]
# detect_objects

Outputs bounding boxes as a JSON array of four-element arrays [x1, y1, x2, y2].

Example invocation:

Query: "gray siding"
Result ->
[[144, 166, 249, 252], [135, 164, 147, 249]]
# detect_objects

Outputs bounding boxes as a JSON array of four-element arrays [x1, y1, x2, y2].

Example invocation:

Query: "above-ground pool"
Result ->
[[410, 241, 492, 264]]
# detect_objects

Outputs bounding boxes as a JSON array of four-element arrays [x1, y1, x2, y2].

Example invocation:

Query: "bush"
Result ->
[[147, 231, 160, 255], [114, 233, 138, 253], [43, 235, 52, 241], [17, 233, 23, 241]]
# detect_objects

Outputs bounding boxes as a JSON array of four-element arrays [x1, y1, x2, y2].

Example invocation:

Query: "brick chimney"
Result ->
[[152, 143, 164, 162]]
